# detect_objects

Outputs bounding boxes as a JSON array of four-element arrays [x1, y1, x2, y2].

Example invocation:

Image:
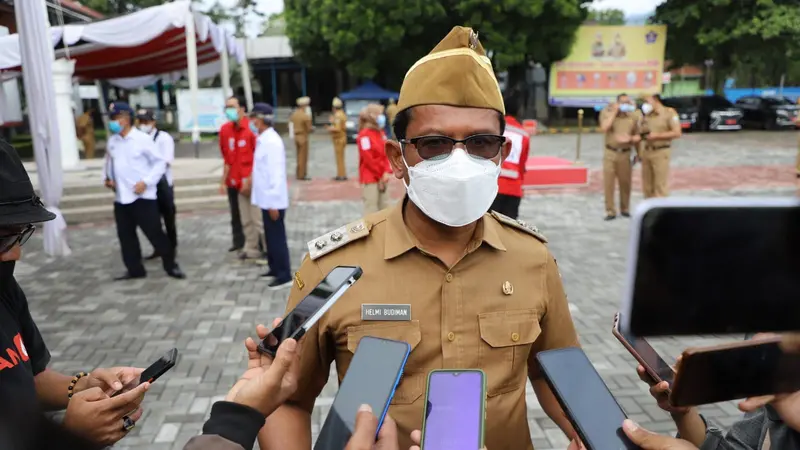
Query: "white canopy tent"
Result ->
[[5, 0, 254, 256]]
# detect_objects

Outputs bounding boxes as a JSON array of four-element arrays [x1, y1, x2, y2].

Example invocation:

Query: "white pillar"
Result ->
[[220, 43, 231, 100], [184, 10, 200, 144], [52, 58, 81, 170], [95, 80, 110, 137], [241, 39, 254, 111]]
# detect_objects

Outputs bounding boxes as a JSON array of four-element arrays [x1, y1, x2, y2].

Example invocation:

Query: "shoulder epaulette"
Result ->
[[307, 219, 371, 260], [490, 210, 547, 243]]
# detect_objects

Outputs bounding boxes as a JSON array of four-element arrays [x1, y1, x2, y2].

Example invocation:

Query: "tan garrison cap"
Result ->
[[297, 96, 311, 107], [397, 26, 504, 115], [332, 97, 343, 108]]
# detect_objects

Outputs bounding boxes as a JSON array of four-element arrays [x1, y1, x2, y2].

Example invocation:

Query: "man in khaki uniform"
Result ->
[[260, 26, 580, 450], [599, 93, 641, 220], [639, 93, 682, 198], [385, 97, 399, 138], [289, 96, 313, 180], [327, 97, 348, 181], [76, 108, 96, 159]]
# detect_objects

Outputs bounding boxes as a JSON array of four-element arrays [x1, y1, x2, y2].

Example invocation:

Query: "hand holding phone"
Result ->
[[112, 348, 178, 397]]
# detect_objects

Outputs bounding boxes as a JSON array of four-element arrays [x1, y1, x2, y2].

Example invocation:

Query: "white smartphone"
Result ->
[[620, 197, 800, 337]]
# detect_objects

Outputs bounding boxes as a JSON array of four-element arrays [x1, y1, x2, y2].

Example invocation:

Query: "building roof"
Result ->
[[243, 35, 293, 60]]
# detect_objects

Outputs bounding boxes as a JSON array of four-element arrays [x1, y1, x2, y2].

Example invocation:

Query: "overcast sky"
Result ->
[[199, 0, 665, 37]]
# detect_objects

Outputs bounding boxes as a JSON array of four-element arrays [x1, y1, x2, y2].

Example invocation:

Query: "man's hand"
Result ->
[[740, 390, 800, 432], [226, 321, 303, 418], [268, 209, 280, 221], [646, 132, 661, 141], [133, 181, 146, 195], [241, 178, 252, 197], [104, 179, 116, 191], [622, 420, 699, 450], [609, 102, 620, 114], [636, 362, 691, 415], [75, 367, 144, 396], [345, 405, 399, 450], [219, 182, 227, 195], [63, 383, 149, 447], [631, 134, 642, 144], [781, 333, 800, 354], [409, 429, 487, 450]]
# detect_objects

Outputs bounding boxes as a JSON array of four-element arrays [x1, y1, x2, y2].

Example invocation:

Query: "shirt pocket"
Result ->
[[346, 321, 424, 405], [478, 309, 542, 397]]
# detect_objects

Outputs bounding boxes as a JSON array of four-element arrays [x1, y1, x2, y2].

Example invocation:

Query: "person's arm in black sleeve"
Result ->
[[182, 402, 265, 450]]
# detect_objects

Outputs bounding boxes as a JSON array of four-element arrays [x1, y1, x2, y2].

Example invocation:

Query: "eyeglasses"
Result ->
[[0, 224, 35, 254], [400, 134, 505, 161]]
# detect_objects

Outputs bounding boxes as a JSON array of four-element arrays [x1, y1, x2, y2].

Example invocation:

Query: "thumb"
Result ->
[[622, 419, 668, 448], [348, 405, 379, 449], [265, 338, 297, 381]]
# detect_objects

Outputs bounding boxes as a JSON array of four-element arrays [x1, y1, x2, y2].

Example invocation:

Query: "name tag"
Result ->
[[361, 304, 411, 321]]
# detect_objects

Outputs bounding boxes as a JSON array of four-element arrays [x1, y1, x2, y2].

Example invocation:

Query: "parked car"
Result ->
[[661, 95, 743, 131], [343, 99, 371, 143], [735, 95, 800, 130]]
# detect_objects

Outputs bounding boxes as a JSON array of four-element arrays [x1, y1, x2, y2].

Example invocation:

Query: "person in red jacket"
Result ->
[[491, 93, 530, 219], [357, 104, 391, 214]]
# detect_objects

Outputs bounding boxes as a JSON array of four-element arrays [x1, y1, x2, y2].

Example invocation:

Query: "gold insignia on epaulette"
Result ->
[[294, 271, 305, 290], [307, 220, 371, 260], [469, 30, 479, 50]]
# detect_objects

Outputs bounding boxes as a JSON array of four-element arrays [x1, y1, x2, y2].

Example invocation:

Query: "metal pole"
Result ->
[[575, 109, 583, 164], [241, 39, 255, 111], [220, 41, 231, 98], [184, 7, 200, 158], [778, 74, 785, 97]]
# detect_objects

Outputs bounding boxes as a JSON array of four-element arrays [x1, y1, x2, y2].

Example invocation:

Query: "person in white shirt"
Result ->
[[102, 102, 185, 281], [136, 109, 178, 258], [248, 103, 291, 290]]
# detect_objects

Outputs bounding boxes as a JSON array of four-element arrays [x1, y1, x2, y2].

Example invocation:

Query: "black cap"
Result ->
[[136, 108, 155, 121], [248, 102, 274, 118], [0, 139, 56, 226], [107, 101, 134, 117]]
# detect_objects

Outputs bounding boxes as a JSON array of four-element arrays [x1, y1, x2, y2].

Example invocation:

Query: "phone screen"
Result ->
[[260, 266, 361, 355], [537, 348, 637, 450], [422, 371, 484, 450], [614, 316, 674, 385], [314, 337, 410, 450], [629, 200, 800, 336]]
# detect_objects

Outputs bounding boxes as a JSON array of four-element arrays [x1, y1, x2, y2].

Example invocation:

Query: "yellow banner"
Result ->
[[549, 25, 667, 105]]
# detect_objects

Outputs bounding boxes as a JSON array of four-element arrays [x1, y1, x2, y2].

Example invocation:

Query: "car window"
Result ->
[[736, 97, 755, 106], [662, 97, 697, 109], [762, 96, 792, 106]]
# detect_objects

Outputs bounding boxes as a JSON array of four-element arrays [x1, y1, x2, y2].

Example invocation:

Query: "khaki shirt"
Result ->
[[76, 113, 94, 140], [641, 106, 680, 148], [284, 199, 579, 450], [600, 108, 640, 149], [331, 110, 347, 137], [289, 109, 313, 137]]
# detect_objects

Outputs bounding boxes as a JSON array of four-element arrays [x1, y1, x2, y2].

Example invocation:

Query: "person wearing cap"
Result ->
[[639, 93, 681, 198], [260, 27, 580, 450], [327, 97, 348, 181], [289, 97, 313, 181], [136, 109, 178, 258], [76, 107, 96, 160], [102, 102, 185, 280], [385, 97, 399, 138], [491, 91, 531, 220], [0, 139, 151, 446], [357, 103, 391, 214], [247, 103, 292, 290]]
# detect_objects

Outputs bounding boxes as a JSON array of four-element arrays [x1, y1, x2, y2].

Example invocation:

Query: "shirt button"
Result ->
[[447, 332, 456, 342], [445, 273, 453, 282], [511, 332, 520, 342]]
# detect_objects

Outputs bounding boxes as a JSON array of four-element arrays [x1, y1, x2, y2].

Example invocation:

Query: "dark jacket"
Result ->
[[183, 401, 265, 450]]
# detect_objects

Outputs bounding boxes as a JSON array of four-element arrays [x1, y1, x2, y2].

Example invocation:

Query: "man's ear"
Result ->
[[499, 137, 512, 163], [385, 140, 407, 181]]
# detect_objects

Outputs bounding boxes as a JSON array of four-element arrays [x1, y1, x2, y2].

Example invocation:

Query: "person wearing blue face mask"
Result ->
[[598, 93, 642, 221]]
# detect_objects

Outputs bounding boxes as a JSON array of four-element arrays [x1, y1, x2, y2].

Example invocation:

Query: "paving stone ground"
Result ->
[[16, 129, 800, 450]]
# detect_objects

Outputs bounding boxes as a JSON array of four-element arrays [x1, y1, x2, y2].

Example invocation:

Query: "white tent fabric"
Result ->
[[106, 60, 223, 90], [15, 0, 71, 257]]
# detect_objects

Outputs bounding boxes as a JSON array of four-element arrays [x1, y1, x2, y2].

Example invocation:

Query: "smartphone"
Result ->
[[536, 348, 638, 450], [314, 337, 410, 450], [421, 370, 486, 450], [258, 266, 363, 356], [620, 197, 800, 336], [612, 313, 675, 386], [112, 348, 178, 397], [669, 337, 800, 407]]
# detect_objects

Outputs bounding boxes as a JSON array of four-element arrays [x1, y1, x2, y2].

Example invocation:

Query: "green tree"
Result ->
[[262, 12, 286, 36], [586, 9, 626, 25], [652, 0, 800, 92]]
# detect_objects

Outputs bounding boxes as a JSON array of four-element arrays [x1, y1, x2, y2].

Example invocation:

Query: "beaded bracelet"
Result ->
[[67, 371, 89, 399]]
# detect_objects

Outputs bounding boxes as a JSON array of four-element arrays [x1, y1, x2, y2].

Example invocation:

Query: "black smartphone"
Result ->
[[314, 337, 410, 450], [670, 337, 800, 407], [536, 348, 638, 450], [258, 266, 363, 356], [113, 348, 178, 397], [621, 197, 800, 336], [612, 313, 675, 386]]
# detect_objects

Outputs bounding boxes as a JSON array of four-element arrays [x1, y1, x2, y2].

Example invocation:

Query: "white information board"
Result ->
[[177, 88, 226, 133]]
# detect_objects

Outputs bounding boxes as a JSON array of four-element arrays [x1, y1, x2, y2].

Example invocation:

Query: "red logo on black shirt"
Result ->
[[0, 333, 30, 370]]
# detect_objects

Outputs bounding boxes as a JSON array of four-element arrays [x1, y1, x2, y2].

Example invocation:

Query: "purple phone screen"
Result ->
[[422, 371, 483, 450]]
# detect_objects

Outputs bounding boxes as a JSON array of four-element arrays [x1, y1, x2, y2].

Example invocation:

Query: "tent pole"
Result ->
[[241, 38, 254, 111], [184, 7, 200, 158], [271, 64, 277, 108], [220, 41, 231, 100]]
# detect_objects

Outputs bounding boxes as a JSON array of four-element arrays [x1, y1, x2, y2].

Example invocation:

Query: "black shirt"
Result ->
[[0, 264, 51, 407]]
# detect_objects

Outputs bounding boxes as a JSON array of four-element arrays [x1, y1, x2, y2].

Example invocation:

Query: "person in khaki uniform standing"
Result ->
[[327, 97, 348, 181], [599, 93, 641, 220], [259, 26, 581, 450], [385, 97, 399, 138], [288, 96, 313, 180], [76, 108, 96, 159], [639, 94, 682, 198]]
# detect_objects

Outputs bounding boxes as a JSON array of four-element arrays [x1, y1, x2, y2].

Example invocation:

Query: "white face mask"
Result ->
[[138, 124, 153, 134], [641, 103, 654, 115], [403, 148, 500, 227]]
